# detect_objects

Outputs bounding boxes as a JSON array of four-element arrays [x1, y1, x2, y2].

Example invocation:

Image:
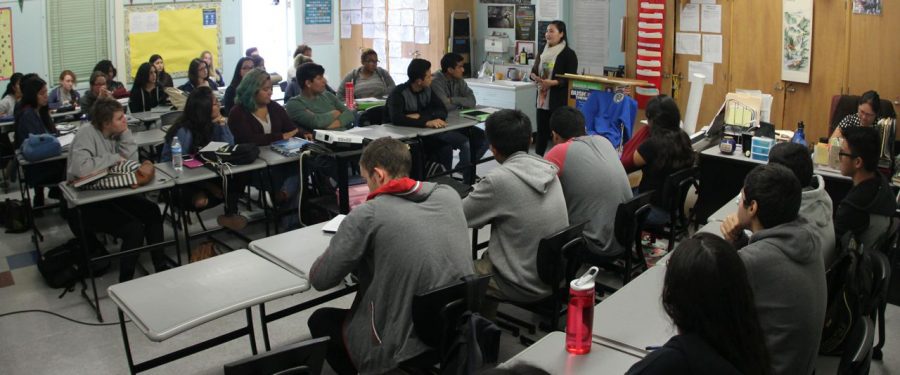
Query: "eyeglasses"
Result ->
[[839, 151, 857, 159], [858, 110, 876, 119], [363, 59, 379, 64]]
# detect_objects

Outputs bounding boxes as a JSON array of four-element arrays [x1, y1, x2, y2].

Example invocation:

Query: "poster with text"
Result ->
[[304, 0, 334, 44], [515, 5, 535, 41], [782, 0, 813, 83]]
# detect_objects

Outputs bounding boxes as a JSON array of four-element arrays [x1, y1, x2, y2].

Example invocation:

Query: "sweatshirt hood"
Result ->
[[501, 152, 559, 194], [800, 175, 834, 229], [750, 217, 817, 264]]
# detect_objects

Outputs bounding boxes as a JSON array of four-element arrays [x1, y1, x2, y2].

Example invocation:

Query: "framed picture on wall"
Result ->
[[515, 41, 535, 59]]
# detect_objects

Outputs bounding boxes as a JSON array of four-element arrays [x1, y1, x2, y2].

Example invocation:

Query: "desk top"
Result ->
[[60, 171, 175, 207], [133, 128, 166, 147], [700, 146, 850, 181], [257, 147, 301, 166], [416, 114, 479, 137], [248, 222, 333, 279], [108, 249, 308, 342], [592, 265, 674, 354], [503, 331, 642, 374], [155, 162, 217, 184], [129, 108, 173, 123], [558, 74, 651, 87]]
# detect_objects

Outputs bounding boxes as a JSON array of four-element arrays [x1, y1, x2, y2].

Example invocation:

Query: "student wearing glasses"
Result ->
[[835, 126, 896, 246], [337, 49, 396, 100], [80, 71, 112, 117], [830, 90, 882, 139], [48, 70, 80, 110], [178, 58, 218, 94], [128, 62, 167, 113], [92, 60, 128, 98]]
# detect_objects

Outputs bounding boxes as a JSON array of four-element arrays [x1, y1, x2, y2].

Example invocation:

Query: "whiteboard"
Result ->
[[571, 0, 609, 75]]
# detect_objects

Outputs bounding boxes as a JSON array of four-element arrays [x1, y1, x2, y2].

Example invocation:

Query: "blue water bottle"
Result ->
[[791, 121, 807, 147]]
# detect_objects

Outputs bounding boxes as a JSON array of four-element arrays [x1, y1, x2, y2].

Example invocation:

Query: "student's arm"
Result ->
[[544, 143, 568, 175], [329, 93, 356, 127], [453, 80, 477, 109], [422, 88, 449, 122], [309, 206, 374, 290], [284, 96, 342, 130], [431, 75, 456, 112], [213, 122, 236, 145], [117, 128, 138, 161], [387, 92, 428, 127], [462, 175, 498, 228], [68, 134, 121, 179], [128, 89, 142, 113], [48, 88, 62, 110]]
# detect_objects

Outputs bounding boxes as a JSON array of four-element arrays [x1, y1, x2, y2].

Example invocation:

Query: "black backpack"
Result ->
[[37, 239, 83, 295], [1, 198, 31, 233], [200, 143, 260, 166], [820, 234, 876, 355]]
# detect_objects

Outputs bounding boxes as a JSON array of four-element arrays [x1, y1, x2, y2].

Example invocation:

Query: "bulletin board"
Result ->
[[0, 8, 13, 80], [124, 2, 221, 80]]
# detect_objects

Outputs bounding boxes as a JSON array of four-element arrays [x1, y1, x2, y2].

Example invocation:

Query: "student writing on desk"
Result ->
[[308, 138, 473, 374]]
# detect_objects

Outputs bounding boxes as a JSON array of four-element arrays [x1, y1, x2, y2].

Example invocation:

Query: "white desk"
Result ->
[[503, 331, 642, 374], [467, 78, 537, 132], [592, 264, 674, 355], [133, 128, 166, 148]]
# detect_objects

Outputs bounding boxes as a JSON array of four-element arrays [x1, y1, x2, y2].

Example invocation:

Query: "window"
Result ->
[[47, 0, 109, 83]]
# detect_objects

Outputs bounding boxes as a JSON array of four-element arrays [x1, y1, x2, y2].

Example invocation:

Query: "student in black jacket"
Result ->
[[835, 126, 897, 246], [529, 20, 578, 156], [627, 233, 773, 375], [128, 62, 167, 113]]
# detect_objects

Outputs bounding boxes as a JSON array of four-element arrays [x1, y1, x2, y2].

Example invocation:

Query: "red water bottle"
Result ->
[[344, 82, 356, 110], [566, 266, 599, 354]]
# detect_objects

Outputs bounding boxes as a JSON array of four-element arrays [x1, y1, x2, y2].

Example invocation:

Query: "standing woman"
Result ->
[[223, 57, 254, 115], [200, 50, 226, 87], [15, 75, 64, 208], [128, 62, 168, 113], [530, 20, 578, 156], [149, 54, 174, 88], [48, 70, 80, 110], [0, 72, 24, 116]]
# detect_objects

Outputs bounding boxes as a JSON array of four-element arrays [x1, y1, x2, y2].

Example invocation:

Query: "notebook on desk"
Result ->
[[271, 137, 312, 157], [460, 107, 501, 122]]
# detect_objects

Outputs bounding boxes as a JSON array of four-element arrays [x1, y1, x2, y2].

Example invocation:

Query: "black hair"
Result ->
[[440, 53, 464, 73], [89, 70, 107, 87], [548, 20, 568, 44], [2, 72, 23, 98], [859, 90, 881, 114], [360, 49, 378, 63], [297, 62, 325, 90], [664, 233, 773, 375], [842, 125, 881, 172], [768, 142, 814, 188], [149, 54, 163, 67], [485, 109, 532, 158], [249, 55, 266, 69], [16, 75, 54, 135], [645, 95, 695, 173], [294, 44, 311, 58], [549, 106, 586, 139], [92, 60, 117, 78], [406, 58, 431, 82], [360, 137, 412, 178], [245, 47, 258, 57], [166, 86, 216, 154], [188, 58, 206, 85], [90, 97, 124, 130], [131, 62, 154, 91], [228, 57, 254, 89], [742, 164, 801, 228]]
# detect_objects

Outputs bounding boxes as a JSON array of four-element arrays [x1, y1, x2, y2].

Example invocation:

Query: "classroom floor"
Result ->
[[1, 156, 898, 374]]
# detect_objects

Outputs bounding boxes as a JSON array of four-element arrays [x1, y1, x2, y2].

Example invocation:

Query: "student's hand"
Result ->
[[530, 73, 542, 83], [303, 132, 314, 141], [539, 79, 556, 91], [283, 128, 299, 139], [213, 116, 227, 126], [425, 119, 447, 129], [720, 214, 745, 244], [98, 87, 111, 98], [406, 113, 421, 120]]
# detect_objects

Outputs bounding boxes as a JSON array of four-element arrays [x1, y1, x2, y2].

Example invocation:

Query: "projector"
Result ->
[[314, 130, 367, 145]]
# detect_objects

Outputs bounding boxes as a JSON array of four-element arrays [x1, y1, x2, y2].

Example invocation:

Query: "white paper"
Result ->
[[539, 0, 559, 20], [675, 32, 701, 55], [341, 24, 352, 39], [701, 4, 721, 33], [58, 133, 75, 148], [362, 0, 374, 7], [388, 25, 402, 41], [702, 34, 722, 63], [571, 0, 610, 75], [387, 9, 401, 25], [372, 38, 386, 60], [200, 141, 230, 153], [323, 215, 346, 233], [401, 9, 414, 26], [415, 0, 428, 11], [415, 27, 430, 44], [688, 61, 714, 85], [372, 7, 386, 23], [350, 10, 362, 25], [373, 0, 385, 7], [363, 23, 375, 38], [373, 24, 386, 39], [401, 26, 414, 42], [342, 0, 362, 10], [362, 8, 373, 23], [129, 12, 159, 33], [341, 10, 353, 25], [680, 4, 700, 32], [389, 41, 403, 57], [414, 10, 429, 27]]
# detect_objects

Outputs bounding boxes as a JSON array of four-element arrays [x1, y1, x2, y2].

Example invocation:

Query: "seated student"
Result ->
[[463, 109, 568, 316], [222, 57, 254, 115], [308, 137, 473, 374], [248, 54, 284, 84], [245, 47, 259, 57], [150, 54, 174, 88], [178, 58, 218, 94], [337, 49, 396, 100], [545, 107, 632, 258], [768, 142, 837, 268], [0, 72, 23, 116], [620, 125, 650, 173], [92, 60, 127, 97], [720, 164, 826, 375], [836, 126, 897, 247], [286, 44, 312, 85], [66, 98, 167, 282], [200, 50, 226, 88], [283, 54, 313, 100], [15, 75, 65, 208], [431, 53, 475, 111], [632, 95, 695, 227], [80, 71, 112, 117], [285, 62, 354, 131], [128, 62, 167, 113], [626, 233, 773, 375], [48, 70, 80, 110], [831, 90, 882, 139]]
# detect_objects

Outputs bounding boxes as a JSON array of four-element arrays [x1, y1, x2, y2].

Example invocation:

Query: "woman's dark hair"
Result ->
[[228, 57, 253, 89], [188, 58, 206, 85], [245, 47, 258, 57], [858, 90, 881, 114], [93, 60, 117, 78], [16, 75, 54, 133], [548, 20, 568, 44], [131, 62, 154, 92], [166, 86, 216, 154], [664, 233, 773, 375], [297, 63, 325, 90], [2, 72, 23, 98], [645, 95, 694, 172], [149, 54, 166, 73], [249, 55, 265, 69], [294, 44, 311, 58]]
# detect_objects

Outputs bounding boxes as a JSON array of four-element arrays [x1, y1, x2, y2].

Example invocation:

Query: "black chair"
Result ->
[[869, 248, 892, 360], [496, 222, 587, 343], [223, 336, 329, 375], [160, 111, 182, 128], [659, 166, 698, 251], [357, 105, 386, 127], [412, 274, 495, 371], [598, 191, 655, 289], [840, 317, 875, 375]]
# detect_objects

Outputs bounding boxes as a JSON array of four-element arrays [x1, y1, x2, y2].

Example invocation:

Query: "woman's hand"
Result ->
[[283, 128, 299, 140], [538, 79, 556, 91]]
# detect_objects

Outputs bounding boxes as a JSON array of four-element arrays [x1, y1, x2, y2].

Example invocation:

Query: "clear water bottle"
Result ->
[[566, 266, 599, 354], [171, 136, 183, 172], [791, 121, 807, 147]]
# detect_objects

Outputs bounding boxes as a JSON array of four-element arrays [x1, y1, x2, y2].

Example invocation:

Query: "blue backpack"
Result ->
[[21, 133, 61, 162]]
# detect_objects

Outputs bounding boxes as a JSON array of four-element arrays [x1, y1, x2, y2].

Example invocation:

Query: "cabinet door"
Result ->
[[846, 1, 900, 138], [728, 0, 786, 128]]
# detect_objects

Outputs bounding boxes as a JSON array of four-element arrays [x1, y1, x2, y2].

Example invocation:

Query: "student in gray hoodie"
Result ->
[[720, 164, 826, 375], [463, 109, 569, 316], [768, 142, 837, 268], [308, 138, 474, 375]]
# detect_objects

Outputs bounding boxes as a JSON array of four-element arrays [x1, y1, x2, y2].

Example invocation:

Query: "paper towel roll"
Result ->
[[683, 73, 706, 134]]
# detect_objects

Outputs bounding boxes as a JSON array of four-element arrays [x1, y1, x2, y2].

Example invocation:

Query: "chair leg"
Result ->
[[873, 302, 887, 360], [195, 211, 207, 232]]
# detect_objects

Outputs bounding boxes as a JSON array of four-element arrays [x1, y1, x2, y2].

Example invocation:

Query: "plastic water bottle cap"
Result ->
[[571, 266, 599, 291]]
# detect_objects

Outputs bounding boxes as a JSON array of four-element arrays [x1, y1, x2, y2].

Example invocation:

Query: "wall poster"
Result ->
[[0, 8, 12, 80], [781, 0, 813, 83], [515, 4, 535, 41]]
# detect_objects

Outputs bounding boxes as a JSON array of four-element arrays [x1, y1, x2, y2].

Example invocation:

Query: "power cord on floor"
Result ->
[[0, 309, 130, 326]]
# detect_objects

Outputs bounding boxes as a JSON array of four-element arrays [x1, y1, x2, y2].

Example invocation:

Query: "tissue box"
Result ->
[[750, 137, 775, 162], [338, 183, 370, 211]]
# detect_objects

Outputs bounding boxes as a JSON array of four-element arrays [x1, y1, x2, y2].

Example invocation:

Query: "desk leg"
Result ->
[[245, 308, 258, 355], [118, 309, 137, 375], [259, 303, 272, 351], [76, 205, 103, 322], [337, 157, 350, 214], [177, 186, 193, 263], [471, 228, 479, 260], [466, 128, 477, 185]]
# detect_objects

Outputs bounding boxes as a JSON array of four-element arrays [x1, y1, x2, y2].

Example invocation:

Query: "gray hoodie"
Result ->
[[309, 181, 473, 374], [66, 124, 137, 181], [738, 217, 826, 375], [801, 175, 836, 268], [463, 151, 569, 302]]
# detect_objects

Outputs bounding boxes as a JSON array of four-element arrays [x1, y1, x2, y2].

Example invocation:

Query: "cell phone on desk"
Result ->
[[183, 157, 204, 169]]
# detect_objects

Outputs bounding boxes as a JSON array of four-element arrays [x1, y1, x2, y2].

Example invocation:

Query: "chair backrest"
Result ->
[[829, 95, 897, 134], [614, 191, 655, 250], [859, 214, 892, 254], [412, 274, 491, 351], [358, 105, 386, 126], [223, 337, 329, 375], [838, 317, 875, 375], [535, 221, 587, 287], [160, 111, 182, 127], [660, 167, 698, 214], [868, 250, 892, 311]]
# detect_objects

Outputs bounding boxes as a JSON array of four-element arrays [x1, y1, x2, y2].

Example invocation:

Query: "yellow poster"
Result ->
[[126, 3, 220, 79], [0, 8, 13, 80]]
